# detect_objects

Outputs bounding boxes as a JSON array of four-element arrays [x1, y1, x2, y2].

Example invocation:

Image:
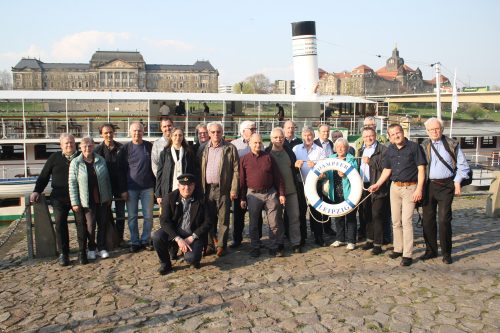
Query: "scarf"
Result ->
[[171, 146, 184, 191]]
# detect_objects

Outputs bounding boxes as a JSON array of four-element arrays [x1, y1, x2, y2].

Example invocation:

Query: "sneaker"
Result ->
[[87, 250, 96, 260], [98, 250, 109, 259], [346, 243, 355, 251], [331, 241, 345, 248]]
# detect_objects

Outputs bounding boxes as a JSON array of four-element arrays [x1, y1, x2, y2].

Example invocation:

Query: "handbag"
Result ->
[[430, 142, 472, 187]]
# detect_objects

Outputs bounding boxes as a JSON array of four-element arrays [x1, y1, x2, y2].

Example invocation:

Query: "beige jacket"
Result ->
[[200, 140, 239, 196]]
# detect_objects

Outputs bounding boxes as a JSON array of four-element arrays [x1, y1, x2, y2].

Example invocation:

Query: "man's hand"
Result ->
[[185, 236, 195, 245], [368, 184, 380, 193], [156, 197, 162, 205], [412, 188, 423, 202], [230, 192, 237, 201], [454, 182, 462, 196], [295, 160, 304, 169], [121, 192, 129, 201], [176, 238, 192, 253], [279, 196, 286, 205], [72, 205, 80, 213], [240, 200, 247, 209], [30, 192, 40, 203], [362, 156, 370, 164], [306, 160, 316, 168]]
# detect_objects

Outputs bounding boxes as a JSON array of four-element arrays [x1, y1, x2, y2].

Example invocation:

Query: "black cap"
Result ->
[[177, 173, 196, 185]]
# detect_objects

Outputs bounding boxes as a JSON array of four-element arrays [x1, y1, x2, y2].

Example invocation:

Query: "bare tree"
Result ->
[[0, 70, 13, 90]]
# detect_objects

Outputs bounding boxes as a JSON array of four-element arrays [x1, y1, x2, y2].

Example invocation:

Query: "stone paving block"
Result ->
[[436, 324, 467, 333], [389, 321, 412, 332]]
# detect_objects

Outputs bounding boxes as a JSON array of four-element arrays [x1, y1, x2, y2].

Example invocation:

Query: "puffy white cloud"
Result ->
[[0, 44, 47, 68], [51, 31, 131, 61]]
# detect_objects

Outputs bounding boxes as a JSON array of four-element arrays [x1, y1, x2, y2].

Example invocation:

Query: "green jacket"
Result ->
[[69, 154, 112, 208], [326, 153, 358, 202]]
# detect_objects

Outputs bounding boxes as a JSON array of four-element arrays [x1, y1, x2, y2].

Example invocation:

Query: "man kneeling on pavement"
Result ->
[[152, 173, 211, 275]]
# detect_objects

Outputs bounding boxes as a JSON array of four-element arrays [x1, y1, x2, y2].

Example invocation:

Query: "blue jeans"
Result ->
[[127, 188, 154, 246]]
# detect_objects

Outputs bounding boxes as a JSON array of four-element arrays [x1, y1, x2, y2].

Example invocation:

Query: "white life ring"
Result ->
[[304, 158, 363, 217]]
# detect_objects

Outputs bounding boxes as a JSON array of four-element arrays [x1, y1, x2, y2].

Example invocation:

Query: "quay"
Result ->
[[0, 196, 498, 332]]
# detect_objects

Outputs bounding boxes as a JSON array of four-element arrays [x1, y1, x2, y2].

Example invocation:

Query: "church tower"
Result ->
[[386, 46, 404, 71]]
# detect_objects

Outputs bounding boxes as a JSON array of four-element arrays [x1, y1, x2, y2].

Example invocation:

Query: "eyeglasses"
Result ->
[[210, 130, 222, 134]]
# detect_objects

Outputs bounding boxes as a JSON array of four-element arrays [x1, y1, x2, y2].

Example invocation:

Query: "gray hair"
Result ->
[[239, 120, 256, 136], [129, 121, 144, 131], [318, 123, 330, 131], [301, 125, 315, 136], [195, 123, 207, 131], [80, 136, 94, 146], [271, 127, 284, 136], [334, 137, 350, 150], [207, 121, 223, 133], [424, 117, 443, 129], [59, 132, 75, 142]]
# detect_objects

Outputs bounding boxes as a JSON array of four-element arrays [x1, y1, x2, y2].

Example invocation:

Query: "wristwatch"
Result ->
[[192, 233, 199, 240]]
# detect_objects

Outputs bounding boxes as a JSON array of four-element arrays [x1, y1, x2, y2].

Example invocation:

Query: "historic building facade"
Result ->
[[318, 47, 449, 96], [12, 51, 219, 93]]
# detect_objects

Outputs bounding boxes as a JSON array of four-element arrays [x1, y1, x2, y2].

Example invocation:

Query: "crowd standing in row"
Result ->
[[30, 115, 470, 273]]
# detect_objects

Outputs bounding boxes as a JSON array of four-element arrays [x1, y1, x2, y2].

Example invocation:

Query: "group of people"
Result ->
[[30, 114, 469, 274]]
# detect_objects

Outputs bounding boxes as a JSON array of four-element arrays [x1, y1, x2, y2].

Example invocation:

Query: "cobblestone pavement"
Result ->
[[0, 197, 498, 332]]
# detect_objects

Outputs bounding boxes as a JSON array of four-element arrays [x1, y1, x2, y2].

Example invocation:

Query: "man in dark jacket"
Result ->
[[357, 127, 390, 255], [152, 174, 211, 275], [118, 122, 156, 253], [30, 133, 81, 266], [94, 123, 125, 243]]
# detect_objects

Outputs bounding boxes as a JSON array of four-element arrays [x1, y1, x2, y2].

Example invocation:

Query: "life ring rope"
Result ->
[[301, 158, 372, 219]]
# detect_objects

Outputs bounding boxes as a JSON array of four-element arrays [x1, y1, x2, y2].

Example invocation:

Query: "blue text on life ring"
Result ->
[[304, 158, 363, 217]]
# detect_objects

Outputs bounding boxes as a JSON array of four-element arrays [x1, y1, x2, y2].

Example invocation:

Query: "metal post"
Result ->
[[435, 62, 442, 120], [1, 118, 6, 139], [65, 99, 69, 132], [147, 99, 151, 137], [45, 118, 49, 139], [185, 100, 189, 138], [87, 118, 90, 136], [25, 194, 34, 260]]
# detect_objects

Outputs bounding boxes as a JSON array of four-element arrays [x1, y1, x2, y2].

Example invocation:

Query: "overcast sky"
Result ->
[[1, 0, 498, 87]]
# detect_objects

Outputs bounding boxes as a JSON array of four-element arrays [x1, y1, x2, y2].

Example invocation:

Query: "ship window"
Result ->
[[460, 137, 477, 149], [481, 136, 496, 148], [34, 144, 60, 160], [0, 144, 24, 160]]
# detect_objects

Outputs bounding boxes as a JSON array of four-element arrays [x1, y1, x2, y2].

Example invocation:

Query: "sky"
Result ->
[[1, 0, 499, 88]]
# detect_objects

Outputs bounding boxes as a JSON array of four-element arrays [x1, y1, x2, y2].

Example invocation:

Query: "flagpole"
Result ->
[[450, 69, 458, 137]]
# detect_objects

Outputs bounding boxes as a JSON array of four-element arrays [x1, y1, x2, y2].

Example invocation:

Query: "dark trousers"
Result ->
[[152, 229, 204, 267], [360, 196, 388, 246], [205, 184, 230, 249], [422, 180, 454, 257], [383, 198, 393, 244], [114, 199, 126, 240], [309, 205, 330, 239], [233, 198, 263, 244], [77, 203, 109, 252], [295, 186, 308, 242], [334, 210, 357, 244], [51, 198, 74, 256]]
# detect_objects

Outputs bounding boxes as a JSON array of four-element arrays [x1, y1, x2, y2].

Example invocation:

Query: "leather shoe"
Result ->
[[400, 257, 413, 266], [442, 255, 453, 264], [78, 253, 89, 265], [158, 264, 173, 275], [204, 245, 216, 256], [250, 248, 260, 258], [58, 254, 70, 266], [292, 245, 303, 254], [190, 261, 201, 269], [129, 245, 142, 253], [229, 242, 241, 249], [362, 242, 374, 250], [371, 246, 383, 255], [419, 252, 437, 261], [388, 251, 403, 259], [315, 236, 326, 247]]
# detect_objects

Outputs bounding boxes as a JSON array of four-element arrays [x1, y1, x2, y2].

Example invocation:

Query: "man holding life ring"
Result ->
[[293, 126, 329, 247], [368, 124, 426, 267]]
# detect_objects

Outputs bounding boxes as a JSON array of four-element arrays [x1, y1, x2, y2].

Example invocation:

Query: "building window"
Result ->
[[461, 137, 477, 149], [481, 136, 497, 148]]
